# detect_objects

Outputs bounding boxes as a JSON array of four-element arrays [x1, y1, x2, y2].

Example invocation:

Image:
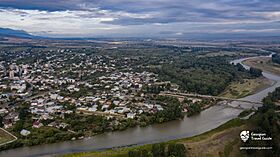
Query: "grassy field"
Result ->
[[59, 144, 153, 157], [243, 57, 280, 76], [174, 119, 246, 157], [60, 119, 246, 157], [197, 52, 257, 58], [0, 128, 17, 146], [220, 77, 272, 99]]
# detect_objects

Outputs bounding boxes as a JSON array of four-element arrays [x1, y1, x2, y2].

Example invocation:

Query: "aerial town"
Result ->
[[1, 0, 280, 156], [0, 38, 279, 157], [1, 46, 211, 146]]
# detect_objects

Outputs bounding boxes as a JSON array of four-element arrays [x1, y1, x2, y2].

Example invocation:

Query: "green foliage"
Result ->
[[151, 55, 254, 96], [186, 103, 201, 117], [64, 113, 109, 133], [167, 143, 186, 157], [236, 63, 246, 72], [249, 67, 262, 77], [144, 84, 170, 94], [127, 143, 186, 157], [152, 143, 166, 157], [272, 53, 280, 64], [0, 116, 3, 127], [155, 96, 183, 123], [18, 103, 30, 120], [238, 109, 253, 118], [128, 149, 152, 157], [243, 87, 280, 156]]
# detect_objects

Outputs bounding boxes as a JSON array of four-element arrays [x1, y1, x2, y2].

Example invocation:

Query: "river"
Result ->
[[1, 54, 279, 157]]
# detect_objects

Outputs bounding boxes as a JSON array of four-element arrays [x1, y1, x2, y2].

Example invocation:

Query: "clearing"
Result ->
[[243, 57, 280, 76], [220, 77, 273, 99], [0, 128, 17, 146]]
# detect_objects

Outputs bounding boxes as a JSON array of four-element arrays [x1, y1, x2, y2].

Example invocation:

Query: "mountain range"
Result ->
[[0, 27, 35, 38]]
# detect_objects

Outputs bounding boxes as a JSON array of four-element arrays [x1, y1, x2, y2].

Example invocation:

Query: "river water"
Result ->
[[1, 54, 279, 157]]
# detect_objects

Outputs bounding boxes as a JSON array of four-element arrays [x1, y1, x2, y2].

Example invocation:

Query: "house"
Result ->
[[59, 122, 69, 129], [127, 113, 136, 119], [4, 112, 19, 123], [77, 107, 88, 111], [115, 107, 130, 114], [113, 100, 120, 106], [109, 109, 116, 114], [47, 121, 58, 127], [0, 108, 8, 115], [88, 107, 97, 112], [155, 104, 164, 111], [20, 129, 31, 136], [50, 93, 58, 100], [3, 120, 13, 129], [33, 121, 43, 128], [101, 105, 109, 110]]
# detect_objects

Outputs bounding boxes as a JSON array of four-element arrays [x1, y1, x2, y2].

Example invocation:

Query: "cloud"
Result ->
[[0, 0, 279, 38]]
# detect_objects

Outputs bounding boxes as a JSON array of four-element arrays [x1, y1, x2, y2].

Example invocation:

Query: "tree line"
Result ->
[[128, 143, 186, 157]]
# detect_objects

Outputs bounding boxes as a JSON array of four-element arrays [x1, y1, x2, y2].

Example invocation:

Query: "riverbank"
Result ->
[[220, 77, 273, 99], [242, 56, 280, 76], [60, 118, 246, 157], [0, 105, 242, 157]]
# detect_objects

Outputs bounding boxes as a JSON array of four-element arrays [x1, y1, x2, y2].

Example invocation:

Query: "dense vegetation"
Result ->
[[0, 116, 3, 127], [154, 96, 183, 123], [249, 67, 262, 77], [149, 55, 260, 96], [137, 96, 183, 127], [272, 53, 280, 64], [128, 143, 186, 157], [243, 87, 280, 156], [182, 98, 213, 117]]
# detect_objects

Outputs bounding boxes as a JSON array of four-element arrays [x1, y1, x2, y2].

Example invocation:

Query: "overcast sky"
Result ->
[[0, 0, 280, 38]]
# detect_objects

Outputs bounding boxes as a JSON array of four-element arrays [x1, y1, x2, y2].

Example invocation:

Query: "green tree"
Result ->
[[128, 149, 150, 157], [152, 143, 166, 157], [249, 67, 262, 77], [168, 143, 186, 157], [0, 116, 3, 127]]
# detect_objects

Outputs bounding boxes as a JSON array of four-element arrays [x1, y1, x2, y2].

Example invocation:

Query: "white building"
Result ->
[[20, 129, 31, 136]]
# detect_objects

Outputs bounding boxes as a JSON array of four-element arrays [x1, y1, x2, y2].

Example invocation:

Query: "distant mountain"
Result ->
[[0, 28, 35, 38]]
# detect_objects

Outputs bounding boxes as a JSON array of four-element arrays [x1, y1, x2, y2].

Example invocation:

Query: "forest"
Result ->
[[149, 54, 261, 95]]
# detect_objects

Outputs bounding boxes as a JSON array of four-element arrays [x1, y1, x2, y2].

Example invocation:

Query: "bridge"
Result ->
[[160, 92, 262, 109]]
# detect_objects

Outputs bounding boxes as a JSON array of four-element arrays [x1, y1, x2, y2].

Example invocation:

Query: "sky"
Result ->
[[0, 0, 280, 38]]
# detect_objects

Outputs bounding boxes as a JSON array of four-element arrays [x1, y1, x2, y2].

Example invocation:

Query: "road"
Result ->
[[160, 91, 263, 105]]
